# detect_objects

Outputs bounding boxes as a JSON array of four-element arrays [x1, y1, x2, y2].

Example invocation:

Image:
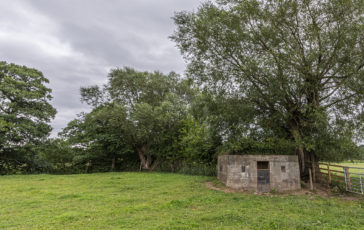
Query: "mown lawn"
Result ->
[[0, 172, 363, 230]]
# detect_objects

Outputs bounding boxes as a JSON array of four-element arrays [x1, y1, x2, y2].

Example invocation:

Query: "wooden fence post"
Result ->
[[312, 162, 316, 183], [344, 167, 351, 191], [327, 163, 331, 184], [309, 168, 314, 191]]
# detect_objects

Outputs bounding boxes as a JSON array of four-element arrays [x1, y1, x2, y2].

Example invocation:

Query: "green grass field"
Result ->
[[0, 172, 363, 230], [319, 162, 364, 177], [336, 162, 364, 174], [340, 162, 364, 167]]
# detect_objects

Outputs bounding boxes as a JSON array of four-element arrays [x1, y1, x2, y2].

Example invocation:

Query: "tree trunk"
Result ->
[[291, 127, 318, 180], [137, 146, 148, 169], [146, 154, 152, 169], [86, 160, 92, 173], [110, 157, 115, 172], [150, 159, 160, 171], [297, 143, 305, 175], [137, 145, 159, 171]]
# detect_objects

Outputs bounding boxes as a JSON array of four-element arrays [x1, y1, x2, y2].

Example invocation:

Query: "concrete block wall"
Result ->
[[217, 155, 301, 192]]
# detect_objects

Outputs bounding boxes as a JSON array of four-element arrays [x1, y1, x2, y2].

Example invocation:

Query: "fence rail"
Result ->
[[307, 161, 364, 195]]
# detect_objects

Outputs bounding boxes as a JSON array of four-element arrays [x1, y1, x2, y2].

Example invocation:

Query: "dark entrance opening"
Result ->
[[257, 161, 269, 169], [257, 161, 270, 192]]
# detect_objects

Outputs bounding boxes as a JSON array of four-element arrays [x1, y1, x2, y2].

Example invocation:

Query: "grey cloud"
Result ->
[[0, 0, 202, 135]]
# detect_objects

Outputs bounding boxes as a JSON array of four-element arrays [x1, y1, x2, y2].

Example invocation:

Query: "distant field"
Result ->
[[338, 162, 364, 175], [0, 173, 363, 229], [320, 162, 364, 176], [340, 162, 364, 166]]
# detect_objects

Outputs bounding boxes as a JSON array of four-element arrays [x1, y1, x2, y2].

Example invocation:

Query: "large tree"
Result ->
[[59, 103, 133, 172], [80, 67, 193, 170], [0, 62, 56, 173], [172, 0, 364, 175]]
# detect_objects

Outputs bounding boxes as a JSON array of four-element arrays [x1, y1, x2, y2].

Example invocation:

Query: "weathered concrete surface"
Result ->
[[217, 155, 300, 192]]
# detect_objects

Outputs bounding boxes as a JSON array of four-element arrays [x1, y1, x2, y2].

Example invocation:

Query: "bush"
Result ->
[[176, 163, 216, 176]]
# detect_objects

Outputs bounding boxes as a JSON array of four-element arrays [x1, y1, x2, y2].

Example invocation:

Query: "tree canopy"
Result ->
[[172, 0, 364, 174], [3, 0, 363, 176], [0, 61, 56, 173], [59, 67, 217, 172]]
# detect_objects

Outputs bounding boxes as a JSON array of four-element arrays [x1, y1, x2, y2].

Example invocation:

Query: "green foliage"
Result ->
[[72, 67, 214, 172], [58, 103, 137, 173], [38, 138, 76, 173], [0, 61, 56, 174], [171, 0, 364, 166], [357, 145, 364, 161], [0, 172, 363, 229], [84, 103, 133, 169], [156, 115, 218, 174], [108, 68, 189, 154], [178, 116, 214, 162], [220, 137, 297, 155], [176, 163, 217, 176], [3, 1, 364, 175]]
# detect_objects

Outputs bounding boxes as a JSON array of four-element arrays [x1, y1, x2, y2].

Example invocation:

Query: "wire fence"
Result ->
[[308, 162, 364, 195]]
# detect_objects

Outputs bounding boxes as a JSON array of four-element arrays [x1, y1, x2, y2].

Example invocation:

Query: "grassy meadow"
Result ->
[[340, 162, 364, 167], [319, 162, 364, 177], [0, 172, 363, 230], [335, 162, 364, 175]]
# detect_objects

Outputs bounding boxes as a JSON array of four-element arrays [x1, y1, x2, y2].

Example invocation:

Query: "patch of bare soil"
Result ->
[[204, 181, 363, 201]]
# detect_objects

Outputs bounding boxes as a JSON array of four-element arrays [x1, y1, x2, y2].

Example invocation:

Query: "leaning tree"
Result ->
[[172, 0, 364, 175]]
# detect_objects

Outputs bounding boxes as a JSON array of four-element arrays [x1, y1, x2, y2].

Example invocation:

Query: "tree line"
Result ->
[[1, 0, 363, 177]]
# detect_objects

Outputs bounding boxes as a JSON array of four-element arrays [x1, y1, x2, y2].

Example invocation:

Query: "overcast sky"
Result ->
[[0, 0, 201, 136]]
